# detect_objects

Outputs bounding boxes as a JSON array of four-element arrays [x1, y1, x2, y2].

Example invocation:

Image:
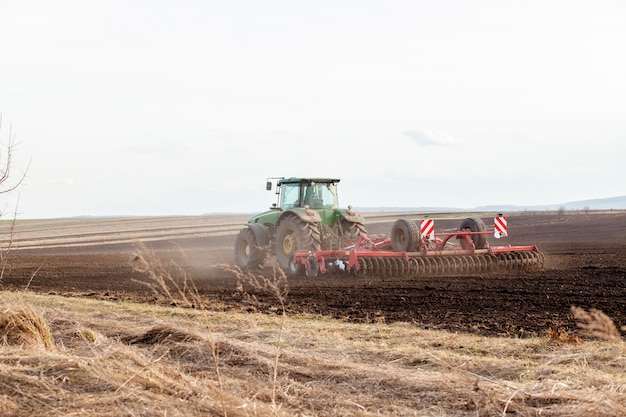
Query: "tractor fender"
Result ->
[[247, 223, 270, 246], [279, 209, 322, 224], [339, 210, 365, 224]]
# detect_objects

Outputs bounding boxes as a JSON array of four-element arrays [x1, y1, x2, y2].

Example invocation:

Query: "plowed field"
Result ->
[[3, 211, 625, 337]]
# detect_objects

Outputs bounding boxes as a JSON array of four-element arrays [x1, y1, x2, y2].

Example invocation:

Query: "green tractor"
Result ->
[[234, 177, 367, 277]]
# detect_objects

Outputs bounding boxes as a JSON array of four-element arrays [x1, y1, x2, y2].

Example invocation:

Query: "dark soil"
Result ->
[[3, 211, 626, 338]]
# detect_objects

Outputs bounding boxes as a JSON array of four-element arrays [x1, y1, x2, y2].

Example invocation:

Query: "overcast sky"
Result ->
[[1, 0, 624, 218]]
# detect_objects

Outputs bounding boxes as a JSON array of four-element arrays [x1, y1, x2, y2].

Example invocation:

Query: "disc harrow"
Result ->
[[293, 215, 544, 278]]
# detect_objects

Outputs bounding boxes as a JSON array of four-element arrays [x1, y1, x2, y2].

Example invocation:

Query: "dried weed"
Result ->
[[572, 306, 624, 343], [130, 240, 203, 309], [220, 259, 289, 415], [0, 294, 54, 350], [547, 327, 583, 345]]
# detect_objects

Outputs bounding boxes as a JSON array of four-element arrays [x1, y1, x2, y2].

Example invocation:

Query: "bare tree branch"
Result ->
[[0, 113, 30, 194]]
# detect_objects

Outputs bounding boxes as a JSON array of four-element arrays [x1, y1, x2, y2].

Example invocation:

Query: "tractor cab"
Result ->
[[269, 178, 340, 210], [281, 180, 338, 210]]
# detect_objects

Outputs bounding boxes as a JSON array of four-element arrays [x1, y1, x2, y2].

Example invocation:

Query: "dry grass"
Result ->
[[131, 243, 291, 415], [0, 293, 54, 349], [0, 290, 623, 417], [571, 306, 625, 343], [130, 240, 204, 309]]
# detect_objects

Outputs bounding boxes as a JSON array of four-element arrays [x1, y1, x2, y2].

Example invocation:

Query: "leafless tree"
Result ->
[[0, 113, 30, 282], [0, 113, 29, 194]]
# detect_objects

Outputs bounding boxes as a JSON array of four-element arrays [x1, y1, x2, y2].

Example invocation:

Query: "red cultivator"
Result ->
[[293, 215, 544, 278]]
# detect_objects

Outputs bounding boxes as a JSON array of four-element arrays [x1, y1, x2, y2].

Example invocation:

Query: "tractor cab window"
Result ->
[[280, 183, 301, 209], [303, 183, 338, 209]]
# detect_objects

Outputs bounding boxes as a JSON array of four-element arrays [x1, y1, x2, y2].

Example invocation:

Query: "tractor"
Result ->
[[234, 177, 544, 278], [234, 177, 367, 276]]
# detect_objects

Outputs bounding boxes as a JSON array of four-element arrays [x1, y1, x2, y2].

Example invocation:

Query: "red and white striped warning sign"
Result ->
[[494, 215, 508, 238], [420, 218, 434, 239]]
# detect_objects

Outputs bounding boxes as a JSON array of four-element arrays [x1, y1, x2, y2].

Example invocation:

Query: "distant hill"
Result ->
[[477, 195, 626, 211], [357, 195, 626, 213]]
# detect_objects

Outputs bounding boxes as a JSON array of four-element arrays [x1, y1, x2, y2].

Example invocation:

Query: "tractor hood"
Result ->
[[246, 209, 281, 226]]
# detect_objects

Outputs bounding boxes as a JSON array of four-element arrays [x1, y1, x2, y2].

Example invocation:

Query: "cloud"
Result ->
[[404, 129, 458, 146]]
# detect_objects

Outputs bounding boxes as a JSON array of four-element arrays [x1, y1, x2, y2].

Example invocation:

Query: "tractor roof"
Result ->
[[278, 177, 340, 185]]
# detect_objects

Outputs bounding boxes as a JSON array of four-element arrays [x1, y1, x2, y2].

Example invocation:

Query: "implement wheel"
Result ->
[[234, 227, 268, 271], [391, 219, 420, 252], [275, 216, 321, 277], [458, 217, 487, 250]]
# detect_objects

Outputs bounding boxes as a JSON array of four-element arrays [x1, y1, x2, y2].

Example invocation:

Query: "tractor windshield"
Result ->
[[279, 182, 339, 209], [303, 182, 338, 209]]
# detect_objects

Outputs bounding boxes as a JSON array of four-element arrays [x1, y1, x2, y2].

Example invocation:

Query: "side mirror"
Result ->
[[266, 181, 272, 191]]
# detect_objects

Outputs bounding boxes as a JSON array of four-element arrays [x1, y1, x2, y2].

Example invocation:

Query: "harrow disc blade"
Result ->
[[350, 251, 544, 278]]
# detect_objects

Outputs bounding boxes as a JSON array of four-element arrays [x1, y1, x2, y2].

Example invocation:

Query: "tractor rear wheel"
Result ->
[[391, 219, 420, 252], [341, 220, 367, 243], [234, 227, 267, 270], [275, 216, 322, 277], [458, 217, 487, 249]]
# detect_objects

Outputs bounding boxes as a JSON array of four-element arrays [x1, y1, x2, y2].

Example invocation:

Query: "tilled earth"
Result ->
[[3, 211, 625, 338]]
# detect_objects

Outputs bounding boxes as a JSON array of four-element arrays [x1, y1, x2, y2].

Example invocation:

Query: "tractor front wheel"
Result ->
[[234, 227, 267, 271], [275, 216, 321, 277]]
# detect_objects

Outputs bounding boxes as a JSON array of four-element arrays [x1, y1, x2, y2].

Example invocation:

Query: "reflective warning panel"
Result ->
[[420, 218, 434, 239], [494, 215, 508, 238]]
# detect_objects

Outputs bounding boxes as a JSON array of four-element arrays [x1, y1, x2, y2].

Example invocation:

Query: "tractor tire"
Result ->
[[275, 216, 321, 277], [391, 219, 420, 252], [234, 227, 267, 271], [458, 217, 487, 250], [341, 220, 367, 243]]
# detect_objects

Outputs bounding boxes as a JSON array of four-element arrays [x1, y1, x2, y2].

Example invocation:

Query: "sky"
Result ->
[[0, 0, 625, 219]]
